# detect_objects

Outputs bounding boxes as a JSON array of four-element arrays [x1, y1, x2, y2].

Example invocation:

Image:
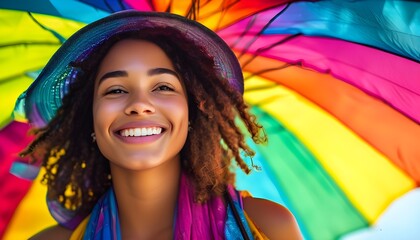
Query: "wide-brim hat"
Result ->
[[14, 10, 243, 127]]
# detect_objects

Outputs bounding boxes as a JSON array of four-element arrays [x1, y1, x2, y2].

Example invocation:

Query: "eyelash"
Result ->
[[154, 85, 174, 92], [105, 89, 127, 95], [104, 84, 174, 95]]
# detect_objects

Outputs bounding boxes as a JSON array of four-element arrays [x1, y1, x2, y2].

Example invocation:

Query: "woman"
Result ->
[[20, 11, 301, 239]]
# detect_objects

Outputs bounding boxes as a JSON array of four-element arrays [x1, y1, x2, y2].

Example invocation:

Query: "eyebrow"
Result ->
[[98, 70, 127, 83], [98, 68, 180, 84], [148, 68, 180, 80]]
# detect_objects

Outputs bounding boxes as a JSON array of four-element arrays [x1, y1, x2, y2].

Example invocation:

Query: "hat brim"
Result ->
[[15, 10, 243, 127]]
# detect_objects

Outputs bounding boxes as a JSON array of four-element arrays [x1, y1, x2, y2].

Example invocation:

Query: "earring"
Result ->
[[188, 121, 192, 132], [91, 132, 96, 142]]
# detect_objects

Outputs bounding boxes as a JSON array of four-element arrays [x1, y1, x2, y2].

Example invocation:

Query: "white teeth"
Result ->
[[120, 127, 163, 137]]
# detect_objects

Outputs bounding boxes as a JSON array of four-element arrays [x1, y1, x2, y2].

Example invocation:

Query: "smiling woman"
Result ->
[[93, 40, 189, 172], [18, 11, 301, 239]]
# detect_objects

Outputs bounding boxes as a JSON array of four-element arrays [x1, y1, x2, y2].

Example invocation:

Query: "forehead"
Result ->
[[98, 39, 174, 70], [94, 39, 189, 92]]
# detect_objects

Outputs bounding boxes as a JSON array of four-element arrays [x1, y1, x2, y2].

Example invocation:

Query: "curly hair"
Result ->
[[22, 26, 266, 217]]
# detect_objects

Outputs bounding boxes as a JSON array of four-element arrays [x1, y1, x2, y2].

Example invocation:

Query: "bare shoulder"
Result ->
[[243, 197, 302, 240], [29, 225, 72, 240]]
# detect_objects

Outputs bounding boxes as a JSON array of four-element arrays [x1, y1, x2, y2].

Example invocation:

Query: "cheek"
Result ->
[[172, 99, 189, 142], [166, 98, 189, 124], [92, 101, 116, 159], [92, 100, 118, 135], [92, 100, 103, 131], [158, 97, 189, 140]]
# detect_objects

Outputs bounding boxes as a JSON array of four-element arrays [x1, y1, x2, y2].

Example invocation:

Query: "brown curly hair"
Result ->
[[22, 26, 266, 218]]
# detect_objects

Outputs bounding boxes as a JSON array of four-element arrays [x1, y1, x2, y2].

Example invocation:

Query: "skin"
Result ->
[[93, 40, 189, 239], [30, 40, 302, 240], [244, 198, 302, 239]]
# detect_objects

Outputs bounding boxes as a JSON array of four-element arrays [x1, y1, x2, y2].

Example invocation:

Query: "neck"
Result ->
[[110, 158, 181, 239]]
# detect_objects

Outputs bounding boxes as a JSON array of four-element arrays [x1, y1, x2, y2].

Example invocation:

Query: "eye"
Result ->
[[105, 88, 127, 95], [154, 84, 174, 92]]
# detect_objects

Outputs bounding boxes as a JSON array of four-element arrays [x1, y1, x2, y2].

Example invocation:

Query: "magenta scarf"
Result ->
[[174, 173, 226, 239]]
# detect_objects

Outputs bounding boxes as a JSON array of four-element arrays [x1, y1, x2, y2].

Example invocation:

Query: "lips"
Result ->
[[114, 123, 167, 144], [119, 127, 163, 137]]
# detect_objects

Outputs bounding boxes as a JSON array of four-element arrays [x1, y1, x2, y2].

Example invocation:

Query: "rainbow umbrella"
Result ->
[[1, 1, 419, 239]]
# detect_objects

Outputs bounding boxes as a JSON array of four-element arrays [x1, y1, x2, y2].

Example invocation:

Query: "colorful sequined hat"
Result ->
[[14, 10, 243, 127]]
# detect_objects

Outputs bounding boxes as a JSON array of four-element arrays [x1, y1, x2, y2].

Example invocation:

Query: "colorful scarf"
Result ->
[[74, 173, 254, 239]]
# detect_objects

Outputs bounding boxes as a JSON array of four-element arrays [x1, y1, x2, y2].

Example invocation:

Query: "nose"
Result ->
[[124, 92, 155, 115]]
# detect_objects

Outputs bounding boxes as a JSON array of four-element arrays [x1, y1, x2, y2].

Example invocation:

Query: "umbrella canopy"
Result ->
[[0, 1, 419, 239]]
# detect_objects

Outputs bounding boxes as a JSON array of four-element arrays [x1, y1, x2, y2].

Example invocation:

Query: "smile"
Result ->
[[119, 127, 163, 137]]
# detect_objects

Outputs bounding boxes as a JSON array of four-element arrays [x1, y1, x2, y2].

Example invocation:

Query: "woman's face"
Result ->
[[92, 39, 189, 171]]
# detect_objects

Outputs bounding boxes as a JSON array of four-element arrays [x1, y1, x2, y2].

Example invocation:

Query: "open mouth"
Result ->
[[119, 127, 164, 137]]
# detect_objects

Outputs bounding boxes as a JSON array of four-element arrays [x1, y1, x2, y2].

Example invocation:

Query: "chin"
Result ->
[[108, 153, 180, 171]]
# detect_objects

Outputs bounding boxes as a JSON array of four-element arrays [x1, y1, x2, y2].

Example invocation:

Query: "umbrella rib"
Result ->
[[236, 3, 292, 62], [27, 12, 66, 44], [198, 0, 239, 19], [117, 0, 127, 10], [195, 0, 240, 30], [0, 42, 61, 48], [0, 71, 36, 85], [103, 0, 116, 12], [245, 84, 278, 93], [185, 0, 199, 20], [214, 0, 240, 31], [240, 33, 301, 69], [199, 0, 212, 8], [255, 33, 301, 55], [146, 0, 156, 11], [244, 63, 294, 82], [229, 14, 257, 49]]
